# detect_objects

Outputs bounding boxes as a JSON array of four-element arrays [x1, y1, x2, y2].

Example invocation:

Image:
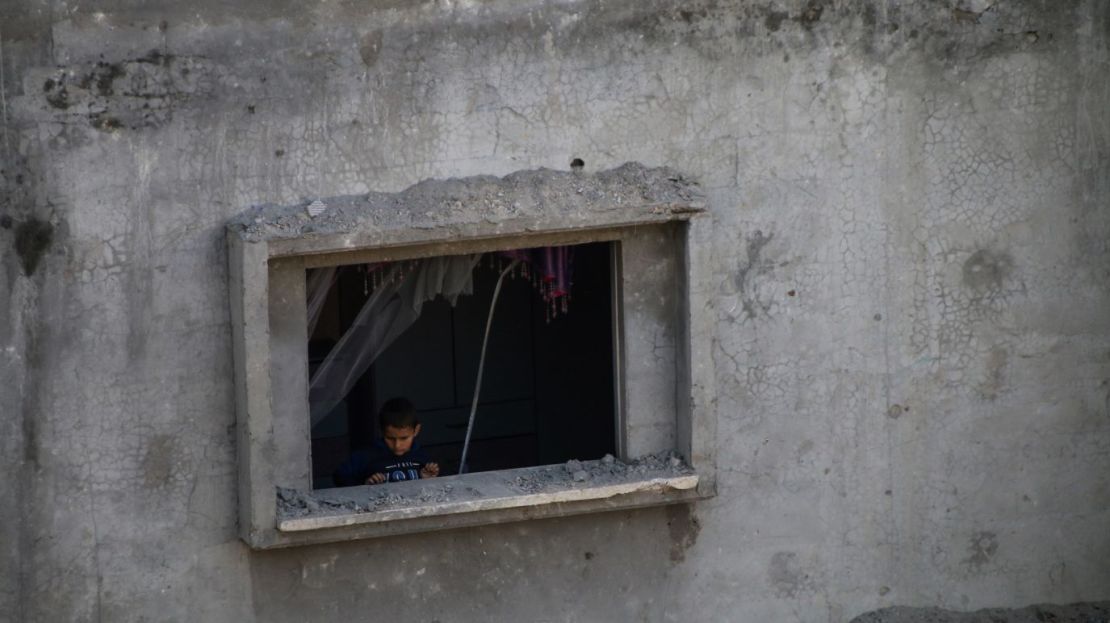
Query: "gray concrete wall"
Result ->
[[1, 0, 1108, 620]]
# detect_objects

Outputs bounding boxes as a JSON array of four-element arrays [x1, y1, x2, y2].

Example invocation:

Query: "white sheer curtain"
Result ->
[[307, 255, 482, 427], [306, 266, 337, 338]]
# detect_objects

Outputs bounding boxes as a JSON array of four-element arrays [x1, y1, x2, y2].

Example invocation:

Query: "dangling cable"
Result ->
[[459, 258, 520, 474]]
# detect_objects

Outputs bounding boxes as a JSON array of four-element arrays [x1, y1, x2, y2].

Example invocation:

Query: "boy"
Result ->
[[333, 398, 440, 486]]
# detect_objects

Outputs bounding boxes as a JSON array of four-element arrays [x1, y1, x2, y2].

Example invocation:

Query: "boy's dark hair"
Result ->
[[378, 397, 418, 430]]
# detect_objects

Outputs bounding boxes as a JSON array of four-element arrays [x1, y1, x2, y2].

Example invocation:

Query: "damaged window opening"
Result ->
[[227, 164, 717, 548], [306, 242, 618, 489]]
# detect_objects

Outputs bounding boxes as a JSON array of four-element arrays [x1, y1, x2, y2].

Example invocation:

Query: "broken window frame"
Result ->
[[226, 167, 717, 549]]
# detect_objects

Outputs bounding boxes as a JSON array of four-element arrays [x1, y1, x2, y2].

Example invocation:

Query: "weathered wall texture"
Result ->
[[2, 0, 1108, 620]]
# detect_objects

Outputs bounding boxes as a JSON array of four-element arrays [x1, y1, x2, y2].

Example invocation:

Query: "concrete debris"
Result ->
[[277, 483, 459, 518], [277, 487, 360, 515], [512, 452, 692, 495], [227, 163, 705, 243], [276, 452, 694, 520]]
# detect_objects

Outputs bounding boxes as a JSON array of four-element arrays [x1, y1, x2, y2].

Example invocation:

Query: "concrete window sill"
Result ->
[[274, 458, 702, 542]]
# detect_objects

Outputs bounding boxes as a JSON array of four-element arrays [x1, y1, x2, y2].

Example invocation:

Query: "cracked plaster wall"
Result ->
[[1, 0, 1108, 621]]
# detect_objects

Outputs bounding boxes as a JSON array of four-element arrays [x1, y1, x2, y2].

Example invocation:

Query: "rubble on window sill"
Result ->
[[276, 452, 697, 532]]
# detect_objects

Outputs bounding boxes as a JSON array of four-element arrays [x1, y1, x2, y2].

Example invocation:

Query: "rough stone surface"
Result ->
[[228, 162, 703, 243], [2, 0, 1109, 621]]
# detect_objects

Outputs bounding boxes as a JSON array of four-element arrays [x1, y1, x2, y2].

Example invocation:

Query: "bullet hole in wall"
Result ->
[[91, 115, 123, 131], [44, 80, 70, 109], [886, 404, 909, 419], [798, 0, 824, 28], [962, 249, 1013, 291], [88, 62, 126, 96], [765, 10, 788, 32]]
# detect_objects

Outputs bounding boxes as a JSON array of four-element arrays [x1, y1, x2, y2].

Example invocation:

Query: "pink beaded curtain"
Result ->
[[496, 245, 574, 320]]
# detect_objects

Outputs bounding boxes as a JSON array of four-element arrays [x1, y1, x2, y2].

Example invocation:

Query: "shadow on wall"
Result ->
[[849, 601, 1110, 623], [6, 216, 54, 277]]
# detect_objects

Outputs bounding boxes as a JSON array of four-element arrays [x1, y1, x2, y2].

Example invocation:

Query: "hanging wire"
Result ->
[[458, 258, 520, 475]]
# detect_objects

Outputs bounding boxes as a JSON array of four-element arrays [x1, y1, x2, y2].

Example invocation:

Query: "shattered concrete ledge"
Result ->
[[271, 454, 700, 545], [225, 162, 705, 258]]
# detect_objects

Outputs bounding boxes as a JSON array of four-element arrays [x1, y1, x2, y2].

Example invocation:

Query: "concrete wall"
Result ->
[[2, 0, 1108, 620]]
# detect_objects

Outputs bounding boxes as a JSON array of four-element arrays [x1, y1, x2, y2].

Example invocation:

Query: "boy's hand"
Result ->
[[366, 473, 387, 485], [420, 463, 439, 479]]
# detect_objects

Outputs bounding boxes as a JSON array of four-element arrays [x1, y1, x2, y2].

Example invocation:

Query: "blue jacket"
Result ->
[[333, 440, 432, 486]]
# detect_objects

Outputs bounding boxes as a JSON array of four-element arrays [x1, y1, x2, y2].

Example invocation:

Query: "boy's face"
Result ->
[[382, 424, 420, 456]]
